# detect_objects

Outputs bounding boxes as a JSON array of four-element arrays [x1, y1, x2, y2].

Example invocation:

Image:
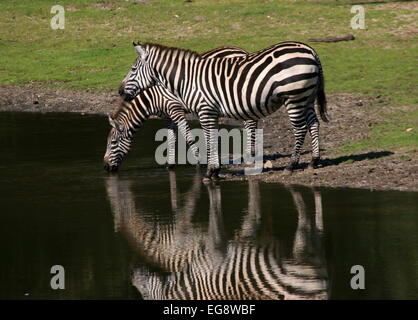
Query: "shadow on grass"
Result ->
[[320, 151, 394, 167], [224, 151, 394, 176]]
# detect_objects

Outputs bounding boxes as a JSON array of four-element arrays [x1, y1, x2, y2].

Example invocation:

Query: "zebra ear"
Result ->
[[108, 114, 123, 132], [108, 114, 117, 128], [133, 42, 148, 59]]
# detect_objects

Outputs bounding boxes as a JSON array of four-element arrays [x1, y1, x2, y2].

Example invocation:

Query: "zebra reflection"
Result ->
[[105, 175, 329, 300], [106, 171, 205, 273]]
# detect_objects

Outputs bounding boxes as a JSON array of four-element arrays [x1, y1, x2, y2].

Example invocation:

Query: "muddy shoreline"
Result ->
[[1, 85, 417, 192]]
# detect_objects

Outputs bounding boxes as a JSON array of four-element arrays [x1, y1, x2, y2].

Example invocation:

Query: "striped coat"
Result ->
[[104, 46, 255, 171], [120, 41, 328, 178]]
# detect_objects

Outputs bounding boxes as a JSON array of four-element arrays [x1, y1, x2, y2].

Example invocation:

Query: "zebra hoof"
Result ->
[[202, 176, 212, 184], [205, 167, 220, 179], [211, 174, 226, 182], [309, 158, 320, 169], [211, 170, 222, 180], [166, 164, 176, 170]]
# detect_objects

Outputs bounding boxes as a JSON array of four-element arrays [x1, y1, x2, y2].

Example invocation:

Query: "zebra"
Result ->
[[104, 46, 254, 172], [105, 171, 329, 300], [119, 41, 328, 179]]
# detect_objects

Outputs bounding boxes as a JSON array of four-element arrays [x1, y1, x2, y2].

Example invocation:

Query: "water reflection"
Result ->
[[105, 172, 329, 300]]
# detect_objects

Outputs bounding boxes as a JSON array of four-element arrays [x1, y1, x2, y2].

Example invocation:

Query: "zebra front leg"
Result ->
[[306, 105, 321, 169], [199, 111, 220, 181], [243, 120, 258, 159], [171, 115, 199, 161], [166, 120, 178, 169]]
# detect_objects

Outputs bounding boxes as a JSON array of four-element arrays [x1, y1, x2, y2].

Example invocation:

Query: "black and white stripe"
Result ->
[[106, 173, 329, 300], [103, 85, 194, 171], [120, 41, 328, 178], [104, 46, 253, 171], [105, 172, 205, 272], [132, 182, 328, 300]]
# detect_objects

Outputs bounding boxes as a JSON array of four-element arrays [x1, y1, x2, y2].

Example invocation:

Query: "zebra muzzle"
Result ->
[[103, 162, 118, 172]]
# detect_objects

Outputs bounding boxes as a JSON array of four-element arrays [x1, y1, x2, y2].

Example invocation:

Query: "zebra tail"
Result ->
[[315, 56, 329, 123]]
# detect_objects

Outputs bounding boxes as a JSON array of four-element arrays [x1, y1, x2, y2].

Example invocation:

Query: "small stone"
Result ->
[[263, 160, 273, 169], [406, 128, 413, 132]]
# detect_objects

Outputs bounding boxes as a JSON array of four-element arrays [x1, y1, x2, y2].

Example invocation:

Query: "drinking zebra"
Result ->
[[104, 46, 252, 172], [105, 172, 329, 300], [119, 41, 328, 179]]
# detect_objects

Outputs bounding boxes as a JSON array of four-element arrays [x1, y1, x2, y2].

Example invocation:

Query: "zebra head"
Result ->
[[103, 114, 132, 172], [119, 42, 157, 101]]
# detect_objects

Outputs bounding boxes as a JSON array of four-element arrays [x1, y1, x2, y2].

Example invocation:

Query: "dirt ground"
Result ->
[[0, 85, 119, 115], [0, 85, 417, 192]]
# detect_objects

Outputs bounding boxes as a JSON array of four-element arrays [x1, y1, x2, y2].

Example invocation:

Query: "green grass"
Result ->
[[0, 0, 417, 154], [341, 107, 418, 154]]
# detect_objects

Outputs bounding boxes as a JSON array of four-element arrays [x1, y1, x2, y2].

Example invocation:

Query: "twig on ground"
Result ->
[[308, 34, 355, 43]]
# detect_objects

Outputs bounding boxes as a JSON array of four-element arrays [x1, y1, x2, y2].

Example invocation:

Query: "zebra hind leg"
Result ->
[[306, 104, 321, 169], [199, 111, 220, 181], [285, 103, 308, 174], [243, 120, 257, 160]]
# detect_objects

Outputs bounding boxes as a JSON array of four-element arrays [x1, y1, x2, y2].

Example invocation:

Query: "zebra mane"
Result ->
[[143, 42, 201, 59], [111, 99, 131, 120]]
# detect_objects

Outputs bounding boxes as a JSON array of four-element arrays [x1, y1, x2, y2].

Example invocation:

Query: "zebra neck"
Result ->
[[149, 46, 200, 96], [122, 99, 151, 133]]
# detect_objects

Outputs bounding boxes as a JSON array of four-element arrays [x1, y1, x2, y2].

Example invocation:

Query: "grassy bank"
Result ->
[[0, 0, 417, 154]]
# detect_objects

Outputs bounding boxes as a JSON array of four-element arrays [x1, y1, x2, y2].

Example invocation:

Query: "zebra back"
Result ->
[[201, 46, 248, 59]]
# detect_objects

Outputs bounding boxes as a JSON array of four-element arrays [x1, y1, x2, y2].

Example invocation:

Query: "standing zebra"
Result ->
[[119, 41, 328, 179], [104, 46, 252, 172]]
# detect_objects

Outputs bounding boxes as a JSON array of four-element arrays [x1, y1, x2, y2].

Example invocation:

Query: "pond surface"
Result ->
[[0, 112, 417, 300]]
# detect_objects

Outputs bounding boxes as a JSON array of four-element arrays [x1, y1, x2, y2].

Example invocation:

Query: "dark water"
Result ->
[[0, 112, 417, 300]]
